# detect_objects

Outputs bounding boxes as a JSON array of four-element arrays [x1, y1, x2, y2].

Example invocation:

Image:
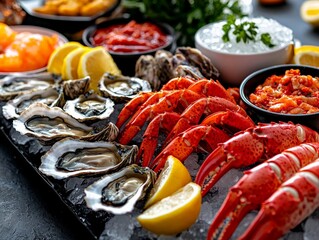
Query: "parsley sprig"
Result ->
[[222, 15, 275, 48], [122, 0, 246, 46]]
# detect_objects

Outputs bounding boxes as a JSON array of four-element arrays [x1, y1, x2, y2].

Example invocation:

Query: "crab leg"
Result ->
[[117, 89, 203, 144], [138, 110, 253, 168], [161, 76, 196, 90], [207, 142, 319, 240], [164, 99, 253, 146], [195, 122, 319, 196], [116, 91, 167, 129], [137, 112, 181, 167], [150, 125, 231, 172], [240, 158, 319, 240], [187, 79, 236, 103]]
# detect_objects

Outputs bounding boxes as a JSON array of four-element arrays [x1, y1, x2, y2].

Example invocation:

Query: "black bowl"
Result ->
[[240, 64, 319, 131], [82, 16, 176, 76]]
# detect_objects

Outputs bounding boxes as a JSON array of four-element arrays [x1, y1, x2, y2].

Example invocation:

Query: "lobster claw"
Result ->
[[206, 162, 282, 240], [207, 143, 319, 240], [207, 189, 251, 240], [239, 159, 319, 240]]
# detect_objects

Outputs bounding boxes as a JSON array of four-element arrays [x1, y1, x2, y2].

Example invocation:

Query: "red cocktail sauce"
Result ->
[[92, 20, 170, 53]]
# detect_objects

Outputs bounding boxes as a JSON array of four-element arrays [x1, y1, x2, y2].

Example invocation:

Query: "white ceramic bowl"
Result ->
[[195, 19, 294, 87]]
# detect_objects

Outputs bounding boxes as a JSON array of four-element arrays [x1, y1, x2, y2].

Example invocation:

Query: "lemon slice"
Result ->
[[301, 1, 319, 26], [61, 46, 91, 80], [77, 46, 121, 92], [145, 155, 192, 208], [47, 41, 83, 75], [137, 182, 202, 236], [294, 45, 319, 67]]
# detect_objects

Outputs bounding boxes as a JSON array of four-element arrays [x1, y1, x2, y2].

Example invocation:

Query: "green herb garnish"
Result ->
[[122, 0, 246, 46], [222, 15, 276, 48]]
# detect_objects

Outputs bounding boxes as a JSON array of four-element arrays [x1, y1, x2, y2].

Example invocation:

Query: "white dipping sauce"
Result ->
[[197, 17, 293, 54]]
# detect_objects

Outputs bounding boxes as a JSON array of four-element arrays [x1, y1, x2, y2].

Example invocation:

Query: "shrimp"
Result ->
[[0, 23, 59, 72]]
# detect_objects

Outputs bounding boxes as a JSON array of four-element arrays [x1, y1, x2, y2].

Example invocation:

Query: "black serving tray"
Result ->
[[0, 100, 317, 240]]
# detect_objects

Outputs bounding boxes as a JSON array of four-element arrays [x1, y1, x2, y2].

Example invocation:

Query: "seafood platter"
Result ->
[[2, 1, 319, 240]]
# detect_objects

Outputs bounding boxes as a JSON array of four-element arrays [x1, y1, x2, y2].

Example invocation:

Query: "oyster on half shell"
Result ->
[[2, 87, 65, 120], [39, 139, 138, 179], [0, 72, 57, 101], [12, 102, 118, 144], [99, 73, 152, 102], [84, 164, 156, 214], [63, 92, 114, 122]]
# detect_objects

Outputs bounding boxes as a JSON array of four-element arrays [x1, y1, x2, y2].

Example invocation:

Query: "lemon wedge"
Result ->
[[301, 1, 319, 26], [77, 46, 121, 92], [47, 41, 83, 75], [137, 182, 201, 236], [293, 45, 319, 67], [145, 155, 192, 209], [61, 46, 91, 80]]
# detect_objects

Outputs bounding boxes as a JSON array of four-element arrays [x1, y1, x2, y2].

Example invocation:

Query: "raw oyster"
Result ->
[[99, 73, 152, 102], [0, 72, 56, 100], [134, 47, 220, 90], [176, 47, 220, 80], [84, 164, 156, 214], [2, 87, 65, 120], [12, 102, 118, 144], [135, 55, 160, 91], [39, 139, 138, 179], [63, 91, 114, 122], [62, 76, 90, 100]]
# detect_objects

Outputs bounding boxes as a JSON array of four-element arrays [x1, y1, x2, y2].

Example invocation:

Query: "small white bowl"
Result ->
[[195, 18, 294, 86]]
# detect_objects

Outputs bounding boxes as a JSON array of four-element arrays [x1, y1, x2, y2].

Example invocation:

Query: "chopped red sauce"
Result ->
[[249, 69, 319, 114], [91, 20, 170, 53]]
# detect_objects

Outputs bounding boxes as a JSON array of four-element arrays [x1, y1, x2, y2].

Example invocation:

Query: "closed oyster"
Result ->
[[62, 76, 90, 100], [0, 72, 56, 100], [84, 164, 156, 214], [63, 92, 114, 122], [12, 102, 118, 144], [176, 47, 220, 79], [39, 139, 138, 179], [99, 73, 152, 102], [2, 87, 65, 120]]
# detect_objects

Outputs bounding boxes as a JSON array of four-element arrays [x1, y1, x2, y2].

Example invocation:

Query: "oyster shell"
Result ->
[[2, 87, 65, 120], [99, 73, 152, 102], [0, 72, 56, 101], [62, 76, 90, 100], [12, 102, 119, 144], [39, 139, 138, 179], [176, 47, 220, 79], [63, 91, 114, 122], [84, 164, 156, 214], [135, 55, 159, 91], [134, 47, 220, 90]]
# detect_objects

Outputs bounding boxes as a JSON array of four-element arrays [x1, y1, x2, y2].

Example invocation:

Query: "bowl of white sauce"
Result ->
[[195, 17, 294, 86]]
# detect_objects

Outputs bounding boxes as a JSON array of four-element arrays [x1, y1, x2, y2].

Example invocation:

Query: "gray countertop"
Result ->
[[1, 1, 318, 240]]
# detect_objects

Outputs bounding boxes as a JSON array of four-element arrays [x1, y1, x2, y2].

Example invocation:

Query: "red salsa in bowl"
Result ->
[[249, 68, 319, 114], [240, 64, 319, 132], [91, 20, 171, 53]]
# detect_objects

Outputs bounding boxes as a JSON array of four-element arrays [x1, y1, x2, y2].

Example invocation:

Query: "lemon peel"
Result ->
[[77, 46, 121, 92], [301, 1, 319, 27], [145, 155, 192, 208], [137, 182, 202, 236], [47, 41, 83, 75], [293, 45, 319, 67]]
